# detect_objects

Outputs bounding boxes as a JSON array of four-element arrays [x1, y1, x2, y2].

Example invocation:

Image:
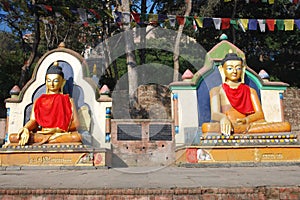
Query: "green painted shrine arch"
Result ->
[[170, 40, 289, 91]]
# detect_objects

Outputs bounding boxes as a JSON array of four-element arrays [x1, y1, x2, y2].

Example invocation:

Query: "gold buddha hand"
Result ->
[[37, 127, 65, 134], [220, 117, 233, 137], [17, 127, 30, 146]]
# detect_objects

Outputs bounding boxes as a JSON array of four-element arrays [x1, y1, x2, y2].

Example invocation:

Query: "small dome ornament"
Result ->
[[259, 69, 270, 81], [182, 69, 194, 81], [219, 33, 228, 41], [9, 85, 20, 98]]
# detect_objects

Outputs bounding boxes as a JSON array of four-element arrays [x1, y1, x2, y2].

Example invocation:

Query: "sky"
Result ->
[[0, 10, 11, 32]]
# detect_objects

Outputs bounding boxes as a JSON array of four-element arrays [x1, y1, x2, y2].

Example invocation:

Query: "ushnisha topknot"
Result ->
[[221, 53, 243, 66], [46, 62, 64, 79]]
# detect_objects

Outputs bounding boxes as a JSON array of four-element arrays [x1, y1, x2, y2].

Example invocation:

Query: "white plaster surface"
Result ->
[[172, 89, 198, 146], [260, 90, 284, 122]]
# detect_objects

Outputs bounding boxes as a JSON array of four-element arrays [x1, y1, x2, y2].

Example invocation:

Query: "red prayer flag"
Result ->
[[131, 12, 140, 23], [221, 18, 231, 29], [266, 19, 275, 31], [176, 16, 185, 25]]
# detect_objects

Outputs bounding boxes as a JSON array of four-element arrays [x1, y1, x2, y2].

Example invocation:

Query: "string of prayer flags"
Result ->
[[2, 2, 300, 32]]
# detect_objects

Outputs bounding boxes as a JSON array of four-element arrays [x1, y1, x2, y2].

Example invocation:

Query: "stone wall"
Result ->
[[283, 88, 300, 134], [112, 84, 171, 119]]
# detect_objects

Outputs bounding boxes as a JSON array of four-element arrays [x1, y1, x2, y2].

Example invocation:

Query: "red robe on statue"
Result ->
[[222, 83, 254, 115], [34, 94, 73, 131]]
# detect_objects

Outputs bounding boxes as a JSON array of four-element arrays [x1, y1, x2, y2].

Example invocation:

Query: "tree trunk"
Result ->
[[231, 0, 237, 44], [122, 0, 138, 99], [173, 0, 192, 81]]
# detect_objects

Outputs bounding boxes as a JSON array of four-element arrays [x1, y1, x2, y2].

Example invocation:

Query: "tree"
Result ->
[[173, 0, 192, 81], [0, 31, 23, 117]]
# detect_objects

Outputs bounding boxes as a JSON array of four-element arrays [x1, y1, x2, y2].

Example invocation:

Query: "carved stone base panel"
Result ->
[[0, 146, 111, 167], [176, 146, 300, 165]]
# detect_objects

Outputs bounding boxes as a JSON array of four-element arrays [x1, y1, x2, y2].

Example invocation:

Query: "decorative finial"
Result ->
[[9, 85, 20, 98], [259, 69, 270, 81], [182, 69, 194, 81], [58, 42, 65, 48], [53, 61, 59, 67], [228, 49, 233, 53]]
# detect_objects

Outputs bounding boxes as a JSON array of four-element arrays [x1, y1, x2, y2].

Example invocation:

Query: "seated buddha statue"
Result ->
[[8, 62, 82, 146], [202, 53, 291, 137]]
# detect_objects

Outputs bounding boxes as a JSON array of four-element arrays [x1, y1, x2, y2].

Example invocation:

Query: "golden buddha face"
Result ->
[[45, 74, 64, 94], [222, 60, 243, 82]]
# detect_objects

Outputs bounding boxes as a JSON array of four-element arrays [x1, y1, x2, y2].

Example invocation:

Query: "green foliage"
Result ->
[[0, 31, 24, 117]]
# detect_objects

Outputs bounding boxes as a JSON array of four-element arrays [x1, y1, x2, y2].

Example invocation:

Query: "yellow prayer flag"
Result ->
[[149, 14, 158, 23], [269, 0, 274, 4], [195, 17, 203, 28], [224, 0, 232, 2], [284, 19, 294, 31], [239, 19, 249, 30]]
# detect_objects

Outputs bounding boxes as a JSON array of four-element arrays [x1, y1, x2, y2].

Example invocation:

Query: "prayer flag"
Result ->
[[239, 19, 249, 31], [158, 14, 167, 23], [185, 16, 193, 27], [266, 19, 275, 31], [176, 16, 185, 25], [131, 12, 140, 23], [195, 17, 203, 28], [248, 19, 258, 30], [193, 19, 198, 32], [257, 19, 266, 32], [203, 17, 213, 27], [213, 18, 221, 30], [230, 19, 239, 30], [149, 14, 158, 25], [276, 19, 284, 30], [168, 15, 176, 27], [284, 19, 294, 31], [221, 18, 231, 29], [295, 19, 300, 30]]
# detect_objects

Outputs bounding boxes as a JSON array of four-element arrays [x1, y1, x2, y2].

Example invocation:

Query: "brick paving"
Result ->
[[0, 165, 300, 199]]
